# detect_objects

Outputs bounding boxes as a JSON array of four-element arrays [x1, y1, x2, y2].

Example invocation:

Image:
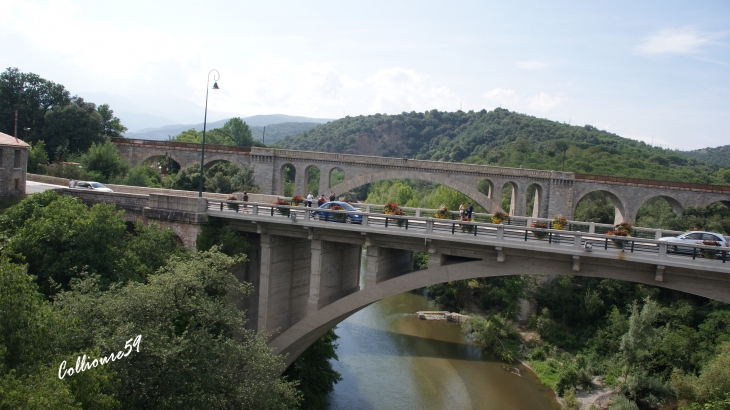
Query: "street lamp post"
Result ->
[[23, 127, 30, 140], [198, 69, 220, 197]]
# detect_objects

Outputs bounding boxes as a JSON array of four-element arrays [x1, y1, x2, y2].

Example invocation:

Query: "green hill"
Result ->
[[680, 145, 730, 168], [280, 108, 729, 185]]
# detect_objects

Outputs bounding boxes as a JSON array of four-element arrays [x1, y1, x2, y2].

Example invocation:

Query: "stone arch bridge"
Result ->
[[113, 138, 730, 223], [60, 187, 730, 366]]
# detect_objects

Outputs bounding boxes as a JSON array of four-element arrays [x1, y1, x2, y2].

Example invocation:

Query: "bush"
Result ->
[[609, 395, 638, 410], [562, 388, 579, 410]]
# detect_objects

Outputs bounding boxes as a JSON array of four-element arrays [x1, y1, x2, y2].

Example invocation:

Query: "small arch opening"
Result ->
[[281, 163, 296, 197], [525, 183, 543, 218], [306, 165, 320, 196], [329, 167, 345, 188], [501, 182, 517, 215], [573, 191, 626, 224], [478, 179, 494, 198]]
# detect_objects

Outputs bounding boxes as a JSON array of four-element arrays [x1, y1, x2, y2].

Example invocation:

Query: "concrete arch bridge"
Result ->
[[113, 138, 730, 223], [59, 187, 730, 366]]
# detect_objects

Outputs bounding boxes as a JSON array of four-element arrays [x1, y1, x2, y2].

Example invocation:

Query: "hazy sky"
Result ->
[[2, 0, 728, 148]]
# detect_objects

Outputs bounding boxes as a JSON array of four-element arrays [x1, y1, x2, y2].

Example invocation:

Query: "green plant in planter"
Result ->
[[434, 204, 450, 219], [699, 240, 721, 259], [551, 215, 567, 230], [291, 195, 304, 206], [491, 211, 508, 224], [273, 198, 290, 217], [227, 195, 239, 211], [531, 221, 548, 239], [607, 221, 632, 249], [330, 204, 346, 221]]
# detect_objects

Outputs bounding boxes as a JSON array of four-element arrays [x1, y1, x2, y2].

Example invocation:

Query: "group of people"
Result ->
[[305, 192, 337, 207], [459, 202, 474, 220]]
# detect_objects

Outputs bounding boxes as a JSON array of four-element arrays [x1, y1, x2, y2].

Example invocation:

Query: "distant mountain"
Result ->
[[124, 114, 332, 141], [679, 145, 730, 168], [279, 108, 726, 184]]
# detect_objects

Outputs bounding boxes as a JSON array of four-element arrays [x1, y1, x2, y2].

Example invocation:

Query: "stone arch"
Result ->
[[573, 188, 627, 224], [140, 154, 182, 176], [203, 154, 245, 170], [637, 195, 684, 215], [203, 158, 239, 170], [477, 179, 494, 198], [502, 181, 519, 216], [329, 167, 345, 188], [270, 253, 730, 367], [305, 165, 321, 196], [525, 182, 547, 218], [329, 170, 503, 213], [280, 163, 296, 197]]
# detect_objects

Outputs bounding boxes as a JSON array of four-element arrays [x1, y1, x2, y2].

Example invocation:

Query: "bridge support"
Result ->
[[364, 246, 413, 287], [257, 234, 312, 334], [307, 240, 361, 313]]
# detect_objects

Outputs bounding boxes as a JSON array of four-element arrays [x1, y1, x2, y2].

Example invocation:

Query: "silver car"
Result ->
[[658, 231, 729, 253], [75, 181, 114, 192]]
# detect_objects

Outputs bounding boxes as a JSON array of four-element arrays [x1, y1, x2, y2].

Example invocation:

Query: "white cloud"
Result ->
[[528, 92, 564, 112], [482, 88, 520, 105], [635, 28, 718, 55], [514, 61, 547, 69], [366, 67, 459, 113]]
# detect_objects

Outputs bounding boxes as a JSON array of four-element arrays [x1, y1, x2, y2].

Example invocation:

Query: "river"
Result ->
[[325, 253, 560, 409]]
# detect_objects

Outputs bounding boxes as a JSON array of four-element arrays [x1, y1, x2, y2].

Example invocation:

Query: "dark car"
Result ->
[[311, 201, 363, 224]]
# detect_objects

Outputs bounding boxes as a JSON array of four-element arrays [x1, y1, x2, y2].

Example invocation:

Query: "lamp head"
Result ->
[[212, 82, 220, 90]]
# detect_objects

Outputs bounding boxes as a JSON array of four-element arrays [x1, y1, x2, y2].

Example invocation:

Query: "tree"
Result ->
[[54, 249, 301, 409], [0, 67, 71, 142], [555, 139, 570, 171], [97, 104, 127, 138], [42, 97, 105, 157], [283, 329, 342, 410], [27, 140, 49, 174], [79, 140, 130, 182], [222, 117, 255, 146]]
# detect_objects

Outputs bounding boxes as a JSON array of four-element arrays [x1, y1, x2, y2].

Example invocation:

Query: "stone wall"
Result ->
[[0, 148, 28, 196]]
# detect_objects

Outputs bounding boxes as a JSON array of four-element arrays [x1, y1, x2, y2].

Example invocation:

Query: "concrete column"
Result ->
[[547, 178, 575, 219], [295, 166, 306, 198], [364, 246, 413, 288], [252, 158, 275, 195], [513, 183, 526, 217], [308, 240, 361, 312], [318, 166, 333, 197], [257, 234, 312, 334]]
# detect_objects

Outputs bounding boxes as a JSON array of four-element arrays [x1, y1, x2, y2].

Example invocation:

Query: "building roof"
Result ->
[[0, 132, 30, 148]]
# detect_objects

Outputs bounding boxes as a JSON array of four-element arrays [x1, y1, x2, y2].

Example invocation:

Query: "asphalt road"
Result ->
[[26, 180, 66, 194]]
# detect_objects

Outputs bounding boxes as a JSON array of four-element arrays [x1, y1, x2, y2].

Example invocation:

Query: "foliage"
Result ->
[[279, 108, 728, 185], [552, 215, 567, 230], [79, 140, 130, 183], [249, 122, 320, 145], [28, 140, 49, 173], [97, 104, 127, 138], [413, 251, 429, 271], [292, 195, 304, 206], [681, 145, 730, 168], [491, 211, 508, 224], [531, 221, 548, 239], [172, 118, 262, 147], [562, 388, 579, 410], [283, 329, 342, 410], [671, 342, 730, 409], [42, 97, 107, 157], [364, 179, 485, 213], [433, 204, 450, 219], [54, 248, 301, 409], [609, 395, 639, 410], [196, 218, 252, 257], [462, 314, 520, 362], [274, 198, 291, 217], [120, 165, 162, 187], [167, 163, 258, 194]]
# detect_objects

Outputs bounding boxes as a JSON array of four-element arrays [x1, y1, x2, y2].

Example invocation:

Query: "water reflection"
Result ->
[[326, 289, 560, 410]]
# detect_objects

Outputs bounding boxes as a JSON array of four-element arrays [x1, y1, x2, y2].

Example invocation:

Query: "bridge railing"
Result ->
[[205, 199, 728, 265], [575, 173, 730, 194], [111, 137, 252, 153]]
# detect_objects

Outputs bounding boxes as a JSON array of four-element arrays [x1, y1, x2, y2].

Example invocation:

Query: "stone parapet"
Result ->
[[28, 173, 69, 186], [142, 207, 208, 224], [148, 194, 208, 213]]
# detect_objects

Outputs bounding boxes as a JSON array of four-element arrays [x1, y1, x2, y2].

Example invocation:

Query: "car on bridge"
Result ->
[[75, 181, 113, 192], [311, 201, 363, 224], [658, 231, 729, 253]]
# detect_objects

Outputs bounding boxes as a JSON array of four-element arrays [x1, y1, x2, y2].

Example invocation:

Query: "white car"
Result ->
[[75, 181, 113, 192], [658, 231, 729, 253]]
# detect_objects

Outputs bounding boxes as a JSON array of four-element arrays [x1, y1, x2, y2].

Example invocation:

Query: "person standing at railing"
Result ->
[[318, 195, 326, 207], [243, 191, 249, 213], [467, 203, 473, 219], [459, 202, 465, 220], [329, 192, 336, 202], [306, 192, 314, 207]]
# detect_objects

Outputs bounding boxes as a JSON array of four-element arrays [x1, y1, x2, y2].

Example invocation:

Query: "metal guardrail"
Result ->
[[575, 173, 730, 193], [206, 199, 729, 264]]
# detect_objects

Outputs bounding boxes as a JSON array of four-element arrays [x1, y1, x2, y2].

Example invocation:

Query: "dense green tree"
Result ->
[[79, 139, 130, 182], [42, 97, 105, 157], [120, 165, 162, 187], [27, 140, 49, 173], [0, 67, 71, 141], [54, 249, 301, 409], [283, 329, 342, 410], [462, 314, 520, 362], [222, 117, 255, 146], [97, 104, 127, 138]]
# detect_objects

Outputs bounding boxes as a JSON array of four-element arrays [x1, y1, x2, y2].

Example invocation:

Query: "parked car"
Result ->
[[658, 231, 729, 253], [75, 181, 113, 193], [311, 201, 362, 224]]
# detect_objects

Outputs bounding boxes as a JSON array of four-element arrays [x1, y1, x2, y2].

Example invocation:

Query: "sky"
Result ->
[[1, 0, 728, 149]]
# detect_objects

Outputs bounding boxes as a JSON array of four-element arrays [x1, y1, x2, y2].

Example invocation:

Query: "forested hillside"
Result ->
[[680, 145, 730, 168], [280, 109, 730, 185]]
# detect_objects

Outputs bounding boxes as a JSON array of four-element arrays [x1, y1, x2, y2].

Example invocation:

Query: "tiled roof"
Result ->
[[0, 132, 30, 148]]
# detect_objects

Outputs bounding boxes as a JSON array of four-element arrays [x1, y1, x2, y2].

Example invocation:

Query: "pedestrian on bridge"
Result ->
[[459, 202, 465, 220], [329, 192, 336, 202], [318, 195, 326, 207], [243, 191, 249, 213], [306, 192, 314, 207], [69, 179, 75, 188], [467, 203, 473, 219]]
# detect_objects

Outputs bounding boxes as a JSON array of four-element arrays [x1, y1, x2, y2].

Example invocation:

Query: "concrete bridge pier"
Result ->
[[307, 240, 361, 313], [364, 245, 413, 288]]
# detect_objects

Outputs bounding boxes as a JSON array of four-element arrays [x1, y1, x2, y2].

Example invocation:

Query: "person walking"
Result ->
[[459, 202, 465, 220], [306, 192, 314, 207], [329, 192, 336, 202], [243, 191, 249, 212], [69, 178, 75, 188], [467, 203, 473, 219], [318, 195, 326, 207]]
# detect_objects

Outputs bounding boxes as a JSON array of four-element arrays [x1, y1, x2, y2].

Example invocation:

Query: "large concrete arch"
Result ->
[[203, 154, 248, 170], [140, 154, 186, 169], [572, 187, 628, 224], [329, 169, 504, 213], [636, 194, 685, 215], [270, 249, 730, 366]]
